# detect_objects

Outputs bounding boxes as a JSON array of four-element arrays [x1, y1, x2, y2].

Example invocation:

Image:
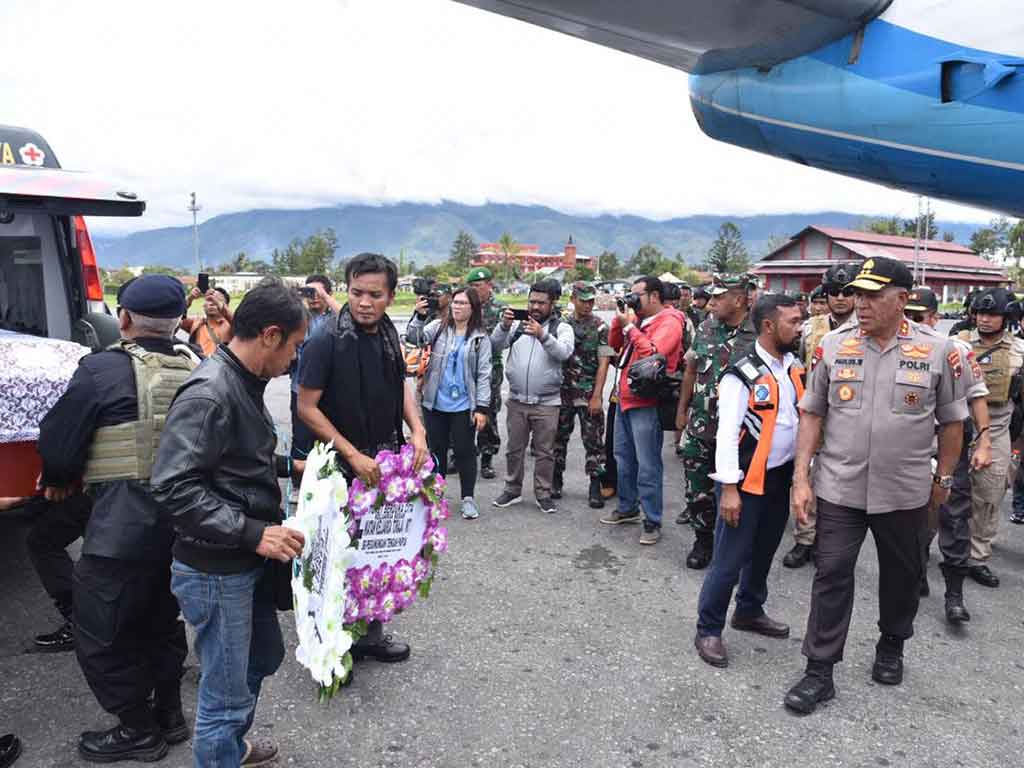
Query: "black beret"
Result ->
[[119, 274, 187, 319]]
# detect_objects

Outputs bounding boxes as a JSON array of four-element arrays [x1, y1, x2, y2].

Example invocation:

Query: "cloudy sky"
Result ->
[[0, 0, 999, 234]]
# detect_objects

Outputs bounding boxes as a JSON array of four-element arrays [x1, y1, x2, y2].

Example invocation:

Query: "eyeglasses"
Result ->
[[826, 287, 855, 298]]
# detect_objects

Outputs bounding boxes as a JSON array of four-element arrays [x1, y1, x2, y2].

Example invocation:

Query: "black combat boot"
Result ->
[[479, 454, 496, 480], [686, 533, 714, 570], [942, 567, 971, 624], [78, 725, 167, 763], [871, 634, 904, 685], [784, 660, 835, 715], [588, 476, 604, 509], [551, 469, 563, 500], [783, 542, 814, 569]]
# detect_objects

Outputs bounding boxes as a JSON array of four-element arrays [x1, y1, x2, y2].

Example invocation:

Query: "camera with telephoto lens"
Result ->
[[616, 292, 642, 313], [413, 277, 440, 312]]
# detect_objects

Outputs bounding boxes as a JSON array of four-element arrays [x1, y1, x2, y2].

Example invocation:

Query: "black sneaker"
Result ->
[[536, 497, 557, 514], [782, 543, 814, 569], [871, 636, 904, 686], [492, 491, 522, 508], [686, 537, 714, 570], [33, 621, 74, 653], [1011, 508, 1024, 525], [352, 634, 411, 663], [784, 670, 836, 715], [78, 725, 167, 763]]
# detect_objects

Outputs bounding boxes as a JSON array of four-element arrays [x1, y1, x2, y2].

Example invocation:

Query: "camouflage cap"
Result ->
[[571, 281, 596, 300], [708, 272, 757, 296], [465, 266, 493, 283]]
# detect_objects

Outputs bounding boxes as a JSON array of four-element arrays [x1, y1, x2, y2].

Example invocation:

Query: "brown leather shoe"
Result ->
[[694, 634, 728, 668], [730, 613, 790, 638]]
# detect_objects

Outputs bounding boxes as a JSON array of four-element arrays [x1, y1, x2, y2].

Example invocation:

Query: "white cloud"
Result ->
[[0, 0, 999, 234]]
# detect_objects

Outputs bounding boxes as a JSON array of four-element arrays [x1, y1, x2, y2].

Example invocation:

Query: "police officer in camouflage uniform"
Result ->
[[553, 282, 614, 508], [467, 267, 507, 479], [675, 273, 757, 569]]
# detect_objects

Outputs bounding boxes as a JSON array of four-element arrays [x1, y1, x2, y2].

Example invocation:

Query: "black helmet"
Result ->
[[694, 286, 711, 300], [822, 261, 862, 289], [972, 287, 1015, 315], [660, 282, 681, 302]]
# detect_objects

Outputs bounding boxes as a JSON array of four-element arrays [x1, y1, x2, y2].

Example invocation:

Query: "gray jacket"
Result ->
[[407, 316, 493, 415], [490, 316, 575, 406]]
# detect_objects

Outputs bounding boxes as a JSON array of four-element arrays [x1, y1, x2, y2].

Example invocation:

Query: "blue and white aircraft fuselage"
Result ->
[[690, 1, 1024, 216]]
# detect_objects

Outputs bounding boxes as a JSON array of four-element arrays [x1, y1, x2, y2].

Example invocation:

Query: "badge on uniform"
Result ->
[[754, 384, 771, 404], [904, 391, 921, 407], [837, 384, 855, 401], [967, 351, 983, 379], [947, 350, 962, 379], [900, 343, 931, 360], [839, 338, 864, 357], [813, 345, 824, 363], [978, 354, 992, 365], [837, 367, 857, 380], [740, 361, 760, 381], [905, 372, 925, 384]]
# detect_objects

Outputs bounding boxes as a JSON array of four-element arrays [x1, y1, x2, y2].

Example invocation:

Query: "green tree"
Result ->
[[903, 211, 939, 240], [108, 267, 136, 289], [141, 264, 185, 276], [628, 244, 664, 276], [597, 250, 620, 279], [862, 216, 901, 236], [1006, 220, 1024, 265], [449, 231, 477, 272], [270, 228, 339, 275], [705, 222, 750, 273], [497, 232, 520, 284], [942, 231, 956, 242]]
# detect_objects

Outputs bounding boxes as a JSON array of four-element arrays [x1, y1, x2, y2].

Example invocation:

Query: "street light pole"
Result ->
[[187, 192, 202, 273]]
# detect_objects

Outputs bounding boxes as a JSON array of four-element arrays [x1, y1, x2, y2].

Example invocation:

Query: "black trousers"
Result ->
[[73, 555, 187, 729], [290, 390, 315, 460], [602, 401, 618, 490], [802, 499, 925, 664], [423, 407, 477, 499], [25, 494, 92, 620], [927, 430, 972, 574]]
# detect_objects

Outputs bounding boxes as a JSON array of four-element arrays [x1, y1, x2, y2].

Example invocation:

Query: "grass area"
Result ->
[[104, 291, 528, 315]]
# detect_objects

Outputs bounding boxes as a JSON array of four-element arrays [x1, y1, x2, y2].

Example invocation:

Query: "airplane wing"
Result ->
[[452, 0, 893, 74]]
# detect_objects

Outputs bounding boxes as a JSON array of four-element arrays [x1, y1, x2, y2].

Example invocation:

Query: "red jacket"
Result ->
[[610, 307, 685, 412]]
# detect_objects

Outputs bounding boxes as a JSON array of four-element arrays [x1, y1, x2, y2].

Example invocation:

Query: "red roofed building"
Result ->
[[753, 226, 1008, 303], [472, 236, 596, 275]]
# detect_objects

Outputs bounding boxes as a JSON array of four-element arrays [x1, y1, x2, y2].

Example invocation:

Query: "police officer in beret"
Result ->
[[784, 257, 966, 715], [37, 275, 199, 762]]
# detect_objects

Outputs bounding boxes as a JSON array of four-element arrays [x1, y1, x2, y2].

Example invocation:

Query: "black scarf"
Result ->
[[326, 305, 405, 464]]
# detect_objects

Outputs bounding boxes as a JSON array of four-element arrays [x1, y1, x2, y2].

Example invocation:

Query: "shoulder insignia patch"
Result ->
[[947, 350, 962, 378], [966, 350, 982, 379], [900, 343, 931, 360]]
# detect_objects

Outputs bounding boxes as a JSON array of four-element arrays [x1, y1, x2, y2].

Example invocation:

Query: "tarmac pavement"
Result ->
[[3, 321, 1024, 767]]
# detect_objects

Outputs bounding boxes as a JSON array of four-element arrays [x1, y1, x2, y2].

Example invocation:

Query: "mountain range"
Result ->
[[91, 200, 985, 270]]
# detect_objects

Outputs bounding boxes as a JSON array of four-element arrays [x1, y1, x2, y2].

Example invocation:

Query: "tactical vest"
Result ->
[[82, 341, 200, 484], [802, 314, 831, 370], [958, 331, 1015, 404], [727, 355, 805, 496]]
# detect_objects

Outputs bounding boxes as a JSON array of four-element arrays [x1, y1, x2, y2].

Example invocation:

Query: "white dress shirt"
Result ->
[[710, 341, 799, 485]]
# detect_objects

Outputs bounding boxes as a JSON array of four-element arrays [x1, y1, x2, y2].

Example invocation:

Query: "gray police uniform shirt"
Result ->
[[800, 318, 968, 514]]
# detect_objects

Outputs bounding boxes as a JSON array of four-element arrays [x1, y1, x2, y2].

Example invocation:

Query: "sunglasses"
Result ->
[[826, 287, 855, 298]]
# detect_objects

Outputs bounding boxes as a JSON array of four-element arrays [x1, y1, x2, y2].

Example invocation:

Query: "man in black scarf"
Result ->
[[297, 252, 430, 663]]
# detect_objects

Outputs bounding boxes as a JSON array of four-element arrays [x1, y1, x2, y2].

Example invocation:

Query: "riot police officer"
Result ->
[[37, 275, 197, 762], [954, 287, 1024, 588]]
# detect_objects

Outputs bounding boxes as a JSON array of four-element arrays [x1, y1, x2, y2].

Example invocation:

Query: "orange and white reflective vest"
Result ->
[[725, 354, 805, 496]]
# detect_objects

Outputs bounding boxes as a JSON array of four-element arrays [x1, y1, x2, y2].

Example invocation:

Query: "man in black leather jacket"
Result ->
[[152, 277, 307, 768]]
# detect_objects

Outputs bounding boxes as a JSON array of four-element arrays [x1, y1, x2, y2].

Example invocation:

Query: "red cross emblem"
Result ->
[[18, 143, 45, 166]]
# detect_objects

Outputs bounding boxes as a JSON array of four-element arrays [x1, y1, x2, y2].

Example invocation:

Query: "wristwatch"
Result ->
[[933, 474, 953, 489]]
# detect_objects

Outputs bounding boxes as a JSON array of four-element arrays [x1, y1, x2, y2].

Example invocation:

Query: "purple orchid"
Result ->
[[374, 591, 397, 623], [383, 474, 406, 504], [370, 562, 394, 593], [358, 595, 377, 621], [412, 554, 432, 583], [347, 565, 374, 597], [392, 559, 415, 589], [343, 593, 361, 624], [395, 588, 416, 610], [429, 527, 449, 554]]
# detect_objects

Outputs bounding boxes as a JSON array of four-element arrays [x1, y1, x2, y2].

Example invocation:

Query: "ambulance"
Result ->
[[0, 124, 145, 501]]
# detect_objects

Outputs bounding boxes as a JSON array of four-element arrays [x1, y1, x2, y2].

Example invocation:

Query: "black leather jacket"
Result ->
[[152, 345, 290, 574]]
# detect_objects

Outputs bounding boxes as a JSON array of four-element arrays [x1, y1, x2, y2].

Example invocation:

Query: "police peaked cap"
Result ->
[[119, 274, 187, 318]]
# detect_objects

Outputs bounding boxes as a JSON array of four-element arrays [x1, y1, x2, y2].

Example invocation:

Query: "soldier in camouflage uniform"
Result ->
[[468, 267, 508, 479], [553, 282, 614, 508], [675, 273, 757, 569]]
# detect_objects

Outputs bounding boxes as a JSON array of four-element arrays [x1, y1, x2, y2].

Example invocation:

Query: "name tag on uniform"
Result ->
[[739, 361, 760, 381]]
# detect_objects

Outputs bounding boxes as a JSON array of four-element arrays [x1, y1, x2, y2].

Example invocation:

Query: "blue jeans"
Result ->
[[170, 561, 285, 768], [613, 404, 664, 527], [697, 463, 793, 637]]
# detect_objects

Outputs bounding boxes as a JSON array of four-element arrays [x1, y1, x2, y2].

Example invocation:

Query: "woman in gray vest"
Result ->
[[408, 285, 492, 519]]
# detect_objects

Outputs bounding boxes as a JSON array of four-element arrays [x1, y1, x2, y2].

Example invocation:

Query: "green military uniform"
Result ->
[[554, 292, 614, 479], [470, 268, 507, 460], [682, 274, 757, 555]]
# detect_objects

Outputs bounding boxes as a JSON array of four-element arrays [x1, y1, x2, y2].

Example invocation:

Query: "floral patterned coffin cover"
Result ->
[[0, 330, 89, 444]]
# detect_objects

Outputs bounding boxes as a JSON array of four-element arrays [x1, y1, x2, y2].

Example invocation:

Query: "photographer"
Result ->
[[412, 278, 451, 325], [490, 280, 575, 514], [408, 286, 492, 519], [181, 285, 234, 358], [600, 276, 683, 545], [152, 278, 309, 767], [290, 275, 340, 461]]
